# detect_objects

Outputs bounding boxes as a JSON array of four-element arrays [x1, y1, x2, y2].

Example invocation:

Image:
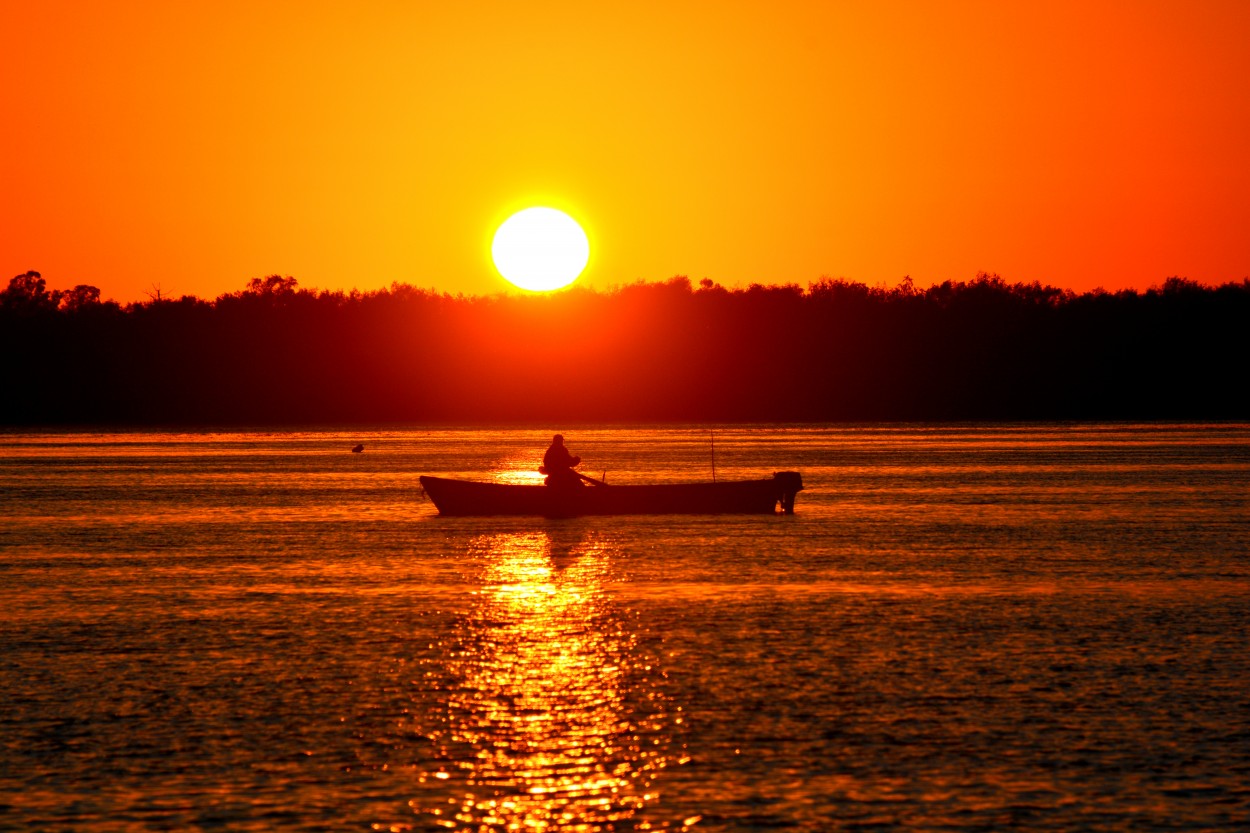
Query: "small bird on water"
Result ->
[[351, 444, 364, 453]]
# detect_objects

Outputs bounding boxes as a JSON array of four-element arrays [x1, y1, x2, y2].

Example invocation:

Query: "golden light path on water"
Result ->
[[412, 531, 695, 831]]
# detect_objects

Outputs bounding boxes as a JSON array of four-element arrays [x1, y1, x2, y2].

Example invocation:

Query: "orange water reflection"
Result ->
[[491, 450, 548, 485], [415, 531, 690, 831]]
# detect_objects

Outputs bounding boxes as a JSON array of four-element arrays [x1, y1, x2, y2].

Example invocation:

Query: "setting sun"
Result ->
[[491, 207, 590, 292]]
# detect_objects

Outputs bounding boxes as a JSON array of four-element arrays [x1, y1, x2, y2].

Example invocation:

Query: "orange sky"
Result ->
[[4, 0, 1248, 303]]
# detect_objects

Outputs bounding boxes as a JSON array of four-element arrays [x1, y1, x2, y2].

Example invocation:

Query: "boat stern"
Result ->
[[774, 471, 804, 514]]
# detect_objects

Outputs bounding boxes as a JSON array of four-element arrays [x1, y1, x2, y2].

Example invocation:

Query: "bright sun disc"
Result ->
[[491, 207, 589, 291]]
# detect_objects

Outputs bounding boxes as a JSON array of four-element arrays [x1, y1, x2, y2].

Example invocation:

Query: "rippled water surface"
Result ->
[[2, 424, 1249, 831]]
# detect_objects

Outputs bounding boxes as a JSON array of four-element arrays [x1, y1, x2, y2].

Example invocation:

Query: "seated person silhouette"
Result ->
[[542, 434, 583, 488]]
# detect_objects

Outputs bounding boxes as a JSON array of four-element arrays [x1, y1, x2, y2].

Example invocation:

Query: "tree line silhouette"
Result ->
[[2, 269, 1247, 424]]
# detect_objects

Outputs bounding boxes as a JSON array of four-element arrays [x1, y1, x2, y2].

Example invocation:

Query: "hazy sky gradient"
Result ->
[[5, 0, 1248, 302]]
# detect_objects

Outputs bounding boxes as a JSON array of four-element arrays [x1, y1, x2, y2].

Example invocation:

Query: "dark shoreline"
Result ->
[[5, 273, 1247, 426], [4, 419, 1250, 434]]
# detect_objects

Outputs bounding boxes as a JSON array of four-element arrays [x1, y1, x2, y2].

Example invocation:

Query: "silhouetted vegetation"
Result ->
[[3, 269, 1247, 424]]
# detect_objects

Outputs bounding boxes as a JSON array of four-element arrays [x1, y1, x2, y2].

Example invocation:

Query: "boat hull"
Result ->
[[419, 472, 804, 517]]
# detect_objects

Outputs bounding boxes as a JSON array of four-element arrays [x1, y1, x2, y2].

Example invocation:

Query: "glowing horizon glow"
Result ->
[[4, 3, 1249, 301], [491, 207, 590, 292]]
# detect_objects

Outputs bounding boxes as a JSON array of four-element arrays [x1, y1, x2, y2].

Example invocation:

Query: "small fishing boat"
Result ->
[[419, 471, 804, 517]]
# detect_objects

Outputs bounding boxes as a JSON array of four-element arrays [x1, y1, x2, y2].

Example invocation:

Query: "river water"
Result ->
[[1, 424, 1248, 831]]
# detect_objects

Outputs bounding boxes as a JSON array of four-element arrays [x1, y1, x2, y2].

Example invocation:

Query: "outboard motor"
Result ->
[[774, 471, 804, 514]]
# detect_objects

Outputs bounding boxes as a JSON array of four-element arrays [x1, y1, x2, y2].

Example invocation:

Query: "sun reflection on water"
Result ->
[[414, 531, 689, 831], [492, 451, 548, 485]]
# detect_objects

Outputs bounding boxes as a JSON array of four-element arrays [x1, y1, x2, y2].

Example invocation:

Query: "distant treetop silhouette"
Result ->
[[2, 271, 1247, 424]]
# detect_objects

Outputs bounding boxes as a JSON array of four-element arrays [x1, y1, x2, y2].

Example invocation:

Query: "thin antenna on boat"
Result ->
[[710, 430, 716, 483]]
